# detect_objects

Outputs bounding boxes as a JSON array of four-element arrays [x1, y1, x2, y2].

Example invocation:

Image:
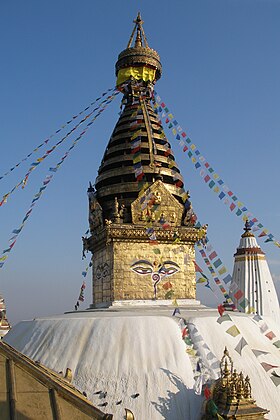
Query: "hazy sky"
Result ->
[[1, 0, 280, 325]]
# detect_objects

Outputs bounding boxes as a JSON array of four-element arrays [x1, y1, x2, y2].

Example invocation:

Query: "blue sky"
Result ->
[[1, 0, 280, 324]]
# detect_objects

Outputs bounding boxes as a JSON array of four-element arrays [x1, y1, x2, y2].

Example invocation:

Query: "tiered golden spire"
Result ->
[[203, 347, 269, 419]]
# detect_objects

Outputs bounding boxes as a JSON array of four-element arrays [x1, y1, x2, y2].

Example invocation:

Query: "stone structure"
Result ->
[[229, 222, 280, 324], [203, 347, 269, 419], [0, 341, 113, 419], [84, 13, 207, 308]]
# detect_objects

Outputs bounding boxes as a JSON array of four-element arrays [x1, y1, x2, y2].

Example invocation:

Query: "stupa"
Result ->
[[82, 12, 207, 308], [230, 221, 280, 324], [3, 13, 280, 420]]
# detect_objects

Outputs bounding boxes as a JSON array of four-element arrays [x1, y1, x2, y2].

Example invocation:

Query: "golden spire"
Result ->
[[115, 13, 162, 83], [204, 347, 270, 419], [127, 12, 149, 48]]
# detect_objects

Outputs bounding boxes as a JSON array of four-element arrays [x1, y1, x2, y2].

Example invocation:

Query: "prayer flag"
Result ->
[[273, 340, 280, 349], [252, 349, 270, 357], [218, 266, 227, 275], [235, 337, 248, 355], [204, 385, 211, 400], [209, 251, 217, 260], [271, 376, 280, 387], [226, 325, 240, 337], [217, 304, 225, 317], [223, 274, 232, 284], [217, 314, 232, 324], [261, 362, 279, 372], [265, 331, 276, 340], [213, 259, 222, 268], [234, 290, 243, 300], [172, 308, 180, 316], [260, 323, 269, 333]]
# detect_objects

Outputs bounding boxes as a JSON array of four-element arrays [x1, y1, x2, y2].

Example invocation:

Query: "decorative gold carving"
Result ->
[[131, 180, 184, 226], [203, 347, 270, 419], [88, 187, 103, 233]]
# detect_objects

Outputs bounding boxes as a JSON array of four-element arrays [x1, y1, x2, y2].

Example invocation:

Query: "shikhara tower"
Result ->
[[84, 13, 207, 308], [230, 221, 280, 324]]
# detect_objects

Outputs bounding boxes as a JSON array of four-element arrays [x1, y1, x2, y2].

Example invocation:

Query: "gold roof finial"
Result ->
[[127, 12, 149, 49], [115, 13, 162, 81], [204, 347, 269, 419]]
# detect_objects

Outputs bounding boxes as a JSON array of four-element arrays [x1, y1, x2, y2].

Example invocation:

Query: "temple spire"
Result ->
[[127, 12, 149, 48], [229, 224, 280, 323], [115, 13, 162, 85]]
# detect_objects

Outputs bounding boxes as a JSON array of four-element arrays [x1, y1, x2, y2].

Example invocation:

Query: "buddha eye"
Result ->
[[159, 262, 179, 276], [131, 265, 153, 275]]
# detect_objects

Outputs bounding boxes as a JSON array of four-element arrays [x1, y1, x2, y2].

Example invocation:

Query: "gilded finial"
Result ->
[[204, 347, 270, 418]]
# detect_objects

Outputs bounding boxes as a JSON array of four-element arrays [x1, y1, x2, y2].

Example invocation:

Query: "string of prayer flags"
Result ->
[[78, 281, 86, 302], [153, 91, 280, 249], [0, 91, 118, 269], [197, 242, 234, 306], [0, 88, 119, 207], [0, 86, 114, 183], [252, 316, 280, 354], [75, 281, 86, 310]]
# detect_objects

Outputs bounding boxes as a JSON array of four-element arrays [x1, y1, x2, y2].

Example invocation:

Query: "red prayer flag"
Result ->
[[193, 261, 203, 273], [218, 304, 225, 317], [182, 327, 188, 338], [234, 290, 243, 300], [265, 331, 276, 340], [204, 385, 211, 400]]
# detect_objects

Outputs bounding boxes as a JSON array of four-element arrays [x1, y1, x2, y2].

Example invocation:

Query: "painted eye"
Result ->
[[159, 265, 179, 276], [132, 266, 153, 275]]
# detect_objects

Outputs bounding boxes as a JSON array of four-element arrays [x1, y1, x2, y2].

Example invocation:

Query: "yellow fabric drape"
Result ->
[[117, 66, 156, 85]]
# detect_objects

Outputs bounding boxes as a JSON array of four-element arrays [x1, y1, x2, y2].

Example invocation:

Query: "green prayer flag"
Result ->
[[217, 314, 232, 324], [273, 340, 280, 349]]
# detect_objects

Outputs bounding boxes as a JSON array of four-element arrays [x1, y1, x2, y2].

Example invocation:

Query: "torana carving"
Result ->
[[131, 180, 184, 226]]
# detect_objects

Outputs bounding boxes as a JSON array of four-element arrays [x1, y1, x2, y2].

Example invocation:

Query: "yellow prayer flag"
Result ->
[[218, 266, 226, 275], [133, 156, 141, 164], [226, 325, 240, 337], [131, 130, 142, 140], [186, 348, 197, 356], [190, 144, 196, 151]]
